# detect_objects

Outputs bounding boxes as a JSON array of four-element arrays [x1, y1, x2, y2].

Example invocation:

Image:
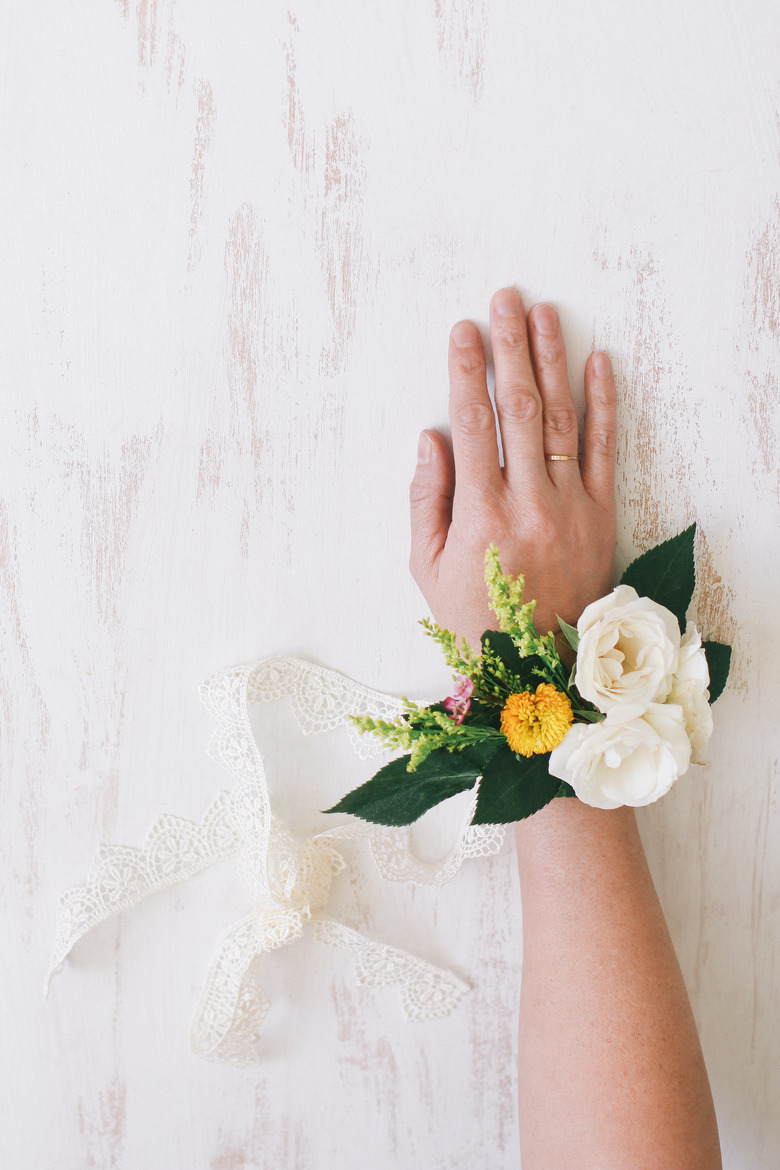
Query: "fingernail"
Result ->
[[417, 431, 432, 463], [532, 303, 558, 335], [492, 288, 520, 316], [451, 321, 475, 347], [593, 351, 611, 377]]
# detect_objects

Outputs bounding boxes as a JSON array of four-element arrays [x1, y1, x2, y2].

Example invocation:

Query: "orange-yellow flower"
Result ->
[[501, 684, 574, 757]]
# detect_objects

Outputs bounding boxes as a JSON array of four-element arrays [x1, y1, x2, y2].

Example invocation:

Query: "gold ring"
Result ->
[[545, 454, 579, 462]]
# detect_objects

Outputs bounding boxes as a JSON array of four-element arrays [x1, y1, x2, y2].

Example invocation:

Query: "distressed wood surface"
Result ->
[[2, 1, 779, 1166]]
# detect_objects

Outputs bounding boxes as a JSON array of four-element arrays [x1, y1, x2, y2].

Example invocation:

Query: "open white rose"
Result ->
[[666, 621, 713, 763], [575, 584, 681, 713], [548, 702, 692, 810]]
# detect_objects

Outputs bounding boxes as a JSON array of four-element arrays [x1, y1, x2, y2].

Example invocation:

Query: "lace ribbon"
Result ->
[[46, 656, 505, 1065]]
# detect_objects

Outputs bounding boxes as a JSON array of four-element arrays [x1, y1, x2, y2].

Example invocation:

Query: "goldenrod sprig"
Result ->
[[418, 618, 480, 675], [419, 617, 530, 701], [484, 545, 566, 676], [349, 700, 503, 771], [484, 545, 543, 653]]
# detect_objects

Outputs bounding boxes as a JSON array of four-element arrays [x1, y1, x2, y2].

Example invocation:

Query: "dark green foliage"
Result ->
[[620, 524, 696, 631], [703, 640, 731, 703], [556, 615, 580, 652], [323, 742, 501, 826], [480, 631, 548, 688], [471, 744, 561, 825], [464, 698, 503, 731], [555, 780, 577, 798]]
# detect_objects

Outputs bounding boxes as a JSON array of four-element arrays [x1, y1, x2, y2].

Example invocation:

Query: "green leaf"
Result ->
[[703, 640, 731, 703], [461, 739, 505, 770], [463, 698, 503, 730], [481, 630, 548, 686], [555, 780, 577, 798], [619, 524, 696, 631], [471, 744, 561, 825], [556, 615, 579, 652], [481, 629, 524, 671], [574, 709, 606, 723], [323, 743, 499, 826]]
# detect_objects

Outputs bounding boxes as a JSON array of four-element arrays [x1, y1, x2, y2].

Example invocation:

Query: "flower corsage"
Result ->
[[325, 525, 731, 826]]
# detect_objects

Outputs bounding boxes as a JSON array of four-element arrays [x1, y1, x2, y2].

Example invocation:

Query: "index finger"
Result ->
[[447, 320, 503, 496], [489, 289, 548, 490]]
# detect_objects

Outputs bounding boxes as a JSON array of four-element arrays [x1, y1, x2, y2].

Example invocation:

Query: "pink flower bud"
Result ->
[[443, 675, 474, 724]]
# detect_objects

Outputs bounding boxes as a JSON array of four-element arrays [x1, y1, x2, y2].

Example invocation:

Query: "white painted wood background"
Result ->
[[2, 1, 778, 1166]]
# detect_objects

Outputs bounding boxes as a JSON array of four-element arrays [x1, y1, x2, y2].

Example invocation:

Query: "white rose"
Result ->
[[575, 584, 681, 713], [666, 621, 713, 763], [548, 703, 692, 810]]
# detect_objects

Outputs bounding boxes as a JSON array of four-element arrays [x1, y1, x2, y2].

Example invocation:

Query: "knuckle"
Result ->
[[494, 322, 528, 349], [455, 400, 496, 438], [544, 407, 579, 437], [498, 388, 542, 425], [526, 507, 556, 544], [591, 423, 617, 456], [535, 332, 565, 364], [465, 487, 504, 533], [451, 345, 485, 377], [408, 477, 431, 506], [592, 385, 617, 409]]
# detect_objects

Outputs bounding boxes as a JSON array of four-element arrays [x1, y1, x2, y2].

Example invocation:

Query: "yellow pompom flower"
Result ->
[[501, 685, 574, 757]]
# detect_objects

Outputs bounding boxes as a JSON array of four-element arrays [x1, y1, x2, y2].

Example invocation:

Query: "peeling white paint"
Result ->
[[2, 2, 779, 1167]]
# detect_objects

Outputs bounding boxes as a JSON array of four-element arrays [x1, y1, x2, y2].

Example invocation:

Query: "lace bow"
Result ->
[[46, 657, 505, 1065]]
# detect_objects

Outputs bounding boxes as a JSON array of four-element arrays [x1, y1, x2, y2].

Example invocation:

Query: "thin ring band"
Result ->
[[545, 454, 579, 462]]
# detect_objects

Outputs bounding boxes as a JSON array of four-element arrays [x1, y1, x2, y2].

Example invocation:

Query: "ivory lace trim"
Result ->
[[46, 657, 505, 1065]]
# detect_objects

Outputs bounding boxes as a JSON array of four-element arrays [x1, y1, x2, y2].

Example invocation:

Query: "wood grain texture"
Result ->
[[2, 1, 779, 1166]]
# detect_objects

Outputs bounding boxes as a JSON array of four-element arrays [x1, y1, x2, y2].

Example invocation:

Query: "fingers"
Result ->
[[489, 289, 546, 487], [447, 320, 503, 495], [581, 351, 617, 507], [409, 429, 455, 586], [527, 303, 582, 482], [444, 294, 614, 517]]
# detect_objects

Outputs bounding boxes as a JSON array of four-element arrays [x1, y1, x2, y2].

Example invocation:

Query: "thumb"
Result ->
[[409, 430, 454, 586]]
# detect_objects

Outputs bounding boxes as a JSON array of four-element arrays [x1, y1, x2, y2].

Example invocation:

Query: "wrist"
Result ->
[[514, 799, 642, 884]]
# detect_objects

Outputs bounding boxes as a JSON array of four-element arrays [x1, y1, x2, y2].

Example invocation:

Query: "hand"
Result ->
[[409, 287, 617, 648]]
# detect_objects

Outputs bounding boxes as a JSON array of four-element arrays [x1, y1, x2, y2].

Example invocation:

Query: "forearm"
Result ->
[[515, 799, 721, 1169]]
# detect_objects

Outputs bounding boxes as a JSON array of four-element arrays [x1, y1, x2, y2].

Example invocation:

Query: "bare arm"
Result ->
[[515, 800, 720, 1168], [409, 288, 721, 1168]]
